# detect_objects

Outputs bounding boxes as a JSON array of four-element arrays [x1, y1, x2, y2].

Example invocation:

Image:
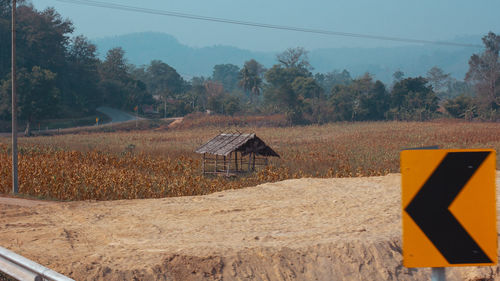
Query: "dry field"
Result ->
[[0, 120, 499, 201]]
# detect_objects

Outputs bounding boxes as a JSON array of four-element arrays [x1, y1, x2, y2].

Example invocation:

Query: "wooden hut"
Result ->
[[195, 132, 280, 176]]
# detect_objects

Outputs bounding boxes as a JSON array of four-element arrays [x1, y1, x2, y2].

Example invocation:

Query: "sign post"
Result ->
[[401, 149, 497, 279], [431, 267, 445, 281]]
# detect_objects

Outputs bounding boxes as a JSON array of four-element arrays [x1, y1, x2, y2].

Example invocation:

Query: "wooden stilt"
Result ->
[[202, 153, 206, 174], [252, 153, 256, 171], [215, 155, 218, 173], [227, 152, 231, 176], [248, 153, 251, 172], [235, 151, 238, 172]]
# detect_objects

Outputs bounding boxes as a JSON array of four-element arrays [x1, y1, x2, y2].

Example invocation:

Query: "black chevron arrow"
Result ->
[[405, 151, 492, 264]]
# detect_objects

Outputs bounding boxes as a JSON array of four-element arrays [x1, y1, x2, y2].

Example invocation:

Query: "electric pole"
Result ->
[[12, 0, 18, 194]]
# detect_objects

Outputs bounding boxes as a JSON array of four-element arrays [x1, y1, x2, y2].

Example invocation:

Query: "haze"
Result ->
[[33, 0, 500, 52]]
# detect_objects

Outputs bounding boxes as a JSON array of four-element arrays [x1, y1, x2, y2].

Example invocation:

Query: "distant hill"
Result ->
[[93, 32, 482, 83], [93, 32, 275, 79]]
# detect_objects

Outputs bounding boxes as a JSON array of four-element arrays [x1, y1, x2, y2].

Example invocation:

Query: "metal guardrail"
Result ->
[[0, 246, 74, 281]]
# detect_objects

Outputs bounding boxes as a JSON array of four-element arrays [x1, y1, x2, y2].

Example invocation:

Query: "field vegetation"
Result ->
[[0, 120, 499, 201]]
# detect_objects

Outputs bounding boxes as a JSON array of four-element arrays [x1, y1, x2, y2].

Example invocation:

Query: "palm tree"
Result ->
[[239, 59, 264, 103]]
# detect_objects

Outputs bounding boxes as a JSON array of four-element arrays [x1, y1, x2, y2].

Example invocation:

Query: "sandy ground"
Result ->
[[0, 197, 54, 208], [1, 173, 500, 280]]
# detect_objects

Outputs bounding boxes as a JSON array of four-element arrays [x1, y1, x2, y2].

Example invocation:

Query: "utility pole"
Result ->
[[11, 0, 18, 194]]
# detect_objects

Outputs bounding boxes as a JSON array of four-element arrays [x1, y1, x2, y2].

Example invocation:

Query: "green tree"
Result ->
[[143, 60, 186, 117], [314, 69, 352, 94], [392, 70, 405, 84], [223, 95, 241, 116], [0, 3, 158, 124], [445, 78, 473, 99], [212, 64, 240, 93], [100, 47, 129, 83], [185, 76, 207, 111], [426, 66, 451, 97], [465, 32, 500, 118], [16, 6, 73, 76], [328, 74, 389, 121], [0, 3, 73, 121], [0, 0, 13, 78], [63, 35, 101, 114], [264, 65, 304, 111], [0, 66, 60, 134], [145, 60, 185, 97], [98, 48, 129, 107], [276, 47, 312, 73], [129, 65, 148, 86], [292, 77, 322, 100], [205, 81, 241, 115], [263, 48, 314, 123], [329, 84, 358, 121], [388, 77, 439, 121], [99, 48, 153, 110], [443, 94, 477, 120], [291, 76, 324, 123], [359, 80, 390, 120], [239, 59, 265, 104]]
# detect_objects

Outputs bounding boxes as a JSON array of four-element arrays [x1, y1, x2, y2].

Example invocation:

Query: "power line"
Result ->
[[55, 0, 482, 48]]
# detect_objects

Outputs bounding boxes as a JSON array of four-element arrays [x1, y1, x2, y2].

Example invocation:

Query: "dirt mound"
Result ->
[[1, 173, 499, 280]]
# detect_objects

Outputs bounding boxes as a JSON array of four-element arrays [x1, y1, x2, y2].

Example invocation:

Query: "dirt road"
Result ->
[[96, 106, 139, 123], [1, 174, 499, 280], [0, 197, 55, 208]]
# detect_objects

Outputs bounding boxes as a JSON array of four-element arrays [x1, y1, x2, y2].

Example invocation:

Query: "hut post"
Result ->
[[224, 156, 226, 173], [265, 157, 268, 167], [252, 153, 256, 171], [215, 155, 218, 173], [240, 152, 243, 171], [202, 153, 206, 174], [248, 152, 252, 172], [234, 151, 238, 172], [227, 153, 231, 176]]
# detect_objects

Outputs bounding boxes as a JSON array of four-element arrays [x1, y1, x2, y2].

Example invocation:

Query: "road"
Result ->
[[96, 106, 139, 123], [0, 107, 141, 137]]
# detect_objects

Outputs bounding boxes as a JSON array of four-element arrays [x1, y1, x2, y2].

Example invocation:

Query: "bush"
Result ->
[[443, 95, 477, 120]]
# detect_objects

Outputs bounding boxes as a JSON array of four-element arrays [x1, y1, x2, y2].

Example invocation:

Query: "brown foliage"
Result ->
[[0, 121, 499, 201], [180, 113, 289, 128]]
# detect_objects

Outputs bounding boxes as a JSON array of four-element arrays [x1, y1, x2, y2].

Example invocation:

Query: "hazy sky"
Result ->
[[33, 0, 500, 52]]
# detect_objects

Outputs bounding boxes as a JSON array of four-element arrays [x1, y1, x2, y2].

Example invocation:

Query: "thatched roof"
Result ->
[[195, 132, 280, 157]]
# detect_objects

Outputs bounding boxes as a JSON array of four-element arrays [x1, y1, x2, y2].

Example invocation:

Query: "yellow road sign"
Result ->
[[401, 149, 497, 267]]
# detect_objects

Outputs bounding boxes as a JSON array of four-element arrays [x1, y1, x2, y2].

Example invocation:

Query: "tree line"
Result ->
[[0, 3, 498, 129]]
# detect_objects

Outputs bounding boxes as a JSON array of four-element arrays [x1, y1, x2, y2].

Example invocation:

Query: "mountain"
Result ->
[[309, 43, 480, 82], [93, 32, 482, 83], [93, 32, 275, 78]]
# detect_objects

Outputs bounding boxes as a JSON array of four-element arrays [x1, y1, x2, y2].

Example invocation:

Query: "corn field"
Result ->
[[1, 121, 499, 201]]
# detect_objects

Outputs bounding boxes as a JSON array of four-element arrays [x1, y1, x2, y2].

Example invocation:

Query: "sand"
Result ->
[[1, 173, 499, 280]]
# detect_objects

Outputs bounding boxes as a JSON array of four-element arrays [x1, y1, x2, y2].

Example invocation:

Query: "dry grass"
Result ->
[[179, 113, 289, 129], [0, 120, 499, 201]]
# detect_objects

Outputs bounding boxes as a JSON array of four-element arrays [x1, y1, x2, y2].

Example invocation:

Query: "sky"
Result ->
[[32, 0, 500, 52]]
